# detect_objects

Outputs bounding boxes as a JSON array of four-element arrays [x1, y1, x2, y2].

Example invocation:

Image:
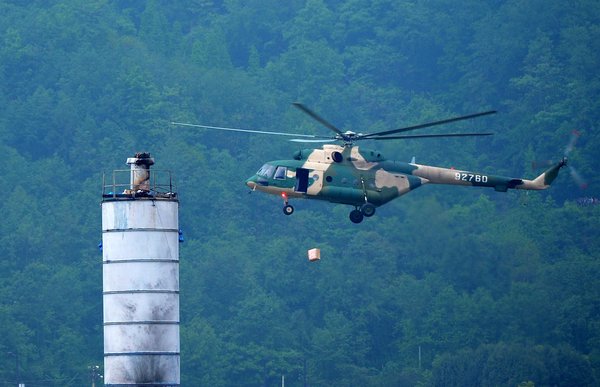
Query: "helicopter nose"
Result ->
[[246, 177, 257, 189]]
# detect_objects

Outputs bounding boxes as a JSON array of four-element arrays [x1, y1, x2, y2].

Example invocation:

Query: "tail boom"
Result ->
[[408, 158, 566, 192]]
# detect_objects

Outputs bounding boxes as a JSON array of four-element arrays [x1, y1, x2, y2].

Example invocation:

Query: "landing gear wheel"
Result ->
[[283, 204, 294, 215], [349, 209, 364, 224], [360, 203, 376, 217]]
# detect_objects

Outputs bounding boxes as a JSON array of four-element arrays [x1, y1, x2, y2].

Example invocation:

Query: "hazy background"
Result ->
[[0, 1, 598, 385]]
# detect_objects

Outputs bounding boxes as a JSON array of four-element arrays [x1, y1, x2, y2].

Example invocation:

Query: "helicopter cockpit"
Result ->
[[248, 163, 300, 191], [274, 166, 287, 179], [256, 164, 290, 180], [256, 163, 275, 178]]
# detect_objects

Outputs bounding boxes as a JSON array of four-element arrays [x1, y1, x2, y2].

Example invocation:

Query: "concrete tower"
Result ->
[[102, 152, 180, 386]]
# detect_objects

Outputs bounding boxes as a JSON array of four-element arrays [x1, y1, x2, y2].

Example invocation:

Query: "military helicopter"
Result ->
[[173, 103, 566, 223]]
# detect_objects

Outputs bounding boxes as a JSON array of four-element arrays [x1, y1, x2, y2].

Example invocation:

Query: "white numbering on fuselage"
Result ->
[[454, 172, 488, 183]]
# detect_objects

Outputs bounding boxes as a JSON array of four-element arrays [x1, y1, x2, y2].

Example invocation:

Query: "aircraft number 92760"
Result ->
[[455, 173, 488, 183]]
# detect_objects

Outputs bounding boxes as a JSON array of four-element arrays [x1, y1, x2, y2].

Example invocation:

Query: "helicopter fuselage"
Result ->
[[173, 103, 566, 223], [245, 144, 565, 223]]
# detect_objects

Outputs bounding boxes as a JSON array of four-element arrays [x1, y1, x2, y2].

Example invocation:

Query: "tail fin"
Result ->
[[528, 158, 567, 189]]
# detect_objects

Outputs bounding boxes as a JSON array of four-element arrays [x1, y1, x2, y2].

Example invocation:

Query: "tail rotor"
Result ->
[[531, 130, 588, 190]]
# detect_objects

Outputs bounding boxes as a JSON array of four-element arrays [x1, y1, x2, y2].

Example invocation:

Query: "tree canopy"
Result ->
[[0, 1, 598, 385]]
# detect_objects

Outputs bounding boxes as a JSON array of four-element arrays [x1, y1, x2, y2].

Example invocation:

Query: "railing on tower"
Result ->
[[102, 169, 177, 200]]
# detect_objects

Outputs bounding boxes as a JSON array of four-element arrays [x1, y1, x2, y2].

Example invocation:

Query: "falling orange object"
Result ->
[[308, 248, 321, 262]]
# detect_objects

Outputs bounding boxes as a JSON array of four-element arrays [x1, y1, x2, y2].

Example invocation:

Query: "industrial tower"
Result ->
[[101, 152, 180, 386]]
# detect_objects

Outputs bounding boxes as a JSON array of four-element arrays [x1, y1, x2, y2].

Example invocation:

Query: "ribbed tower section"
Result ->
[[102, 152, 180, 387]]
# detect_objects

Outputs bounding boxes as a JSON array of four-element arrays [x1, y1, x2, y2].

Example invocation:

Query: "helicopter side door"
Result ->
[[295, 168, 309, 193]]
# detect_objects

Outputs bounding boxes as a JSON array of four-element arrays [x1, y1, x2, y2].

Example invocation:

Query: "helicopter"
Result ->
[[173, 103, 567, 223]]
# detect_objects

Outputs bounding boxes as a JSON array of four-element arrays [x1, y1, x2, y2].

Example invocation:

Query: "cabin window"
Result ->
[[257, 164, 275, 178], [274, 166, 287, 180]]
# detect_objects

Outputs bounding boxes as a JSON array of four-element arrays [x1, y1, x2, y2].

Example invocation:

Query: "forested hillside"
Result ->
[[0, 1, 598, 386]]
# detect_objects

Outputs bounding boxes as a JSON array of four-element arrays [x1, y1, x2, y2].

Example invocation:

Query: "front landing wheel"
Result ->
[[349, 209, 364, 223], [283, 204, 294, 215]]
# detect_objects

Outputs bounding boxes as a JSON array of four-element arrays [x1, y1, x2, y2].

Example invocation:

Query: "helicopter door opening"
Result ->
[[295, 168, 309, 193]]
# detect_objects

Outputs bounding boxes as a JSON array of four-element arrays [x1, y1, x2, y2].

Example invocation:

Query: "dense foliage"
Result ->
[[0, 1, 598, 386]]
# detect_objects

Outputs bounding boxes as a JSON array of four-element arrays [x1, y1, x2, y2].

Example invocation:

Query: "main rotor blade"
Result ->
[[292, 102, 344, 135], [362, 110, 497, 138], [369, 132, 494, 140], [171, 122, 333, 140], [289, 138, 338, 143]]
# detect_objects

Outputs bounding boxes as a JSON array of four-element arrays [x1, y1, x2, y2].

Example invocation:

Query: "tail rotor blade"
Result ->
[[569, 166, 588, 190], [564, 129, 581, 156], [531, 159, 553, 170]]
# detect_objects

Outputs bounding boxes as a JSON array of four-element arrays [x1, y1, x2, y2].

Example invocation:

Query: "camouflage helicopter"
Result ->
[[173, 103, 566, 223]]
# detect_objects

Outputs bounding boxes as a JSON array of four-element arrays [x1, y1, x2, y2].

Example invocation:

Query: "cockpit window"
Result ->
[[274, 166, 287, 180], [256, 164, 275, 178]]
